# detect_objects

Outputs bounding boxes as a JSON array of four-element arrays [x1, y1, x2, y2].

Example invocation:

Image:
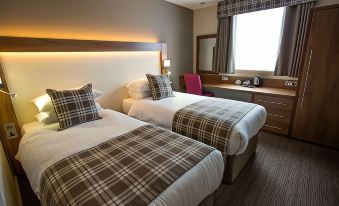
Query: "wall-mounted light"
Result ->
[[0, 75, 3, 89], [163, 59, 171, 68], [0, 76, 17, 98], [163, 59, 172, 76]]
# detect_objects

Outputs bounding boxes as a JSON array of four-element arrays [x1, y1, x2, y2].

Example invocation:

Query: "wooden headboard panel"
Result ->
[[0, 36, 167, 126]]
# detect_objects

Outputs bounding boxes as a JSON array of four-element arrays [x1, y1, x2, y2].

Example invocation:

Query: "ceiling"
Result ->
[[165, 0, 219, 10]]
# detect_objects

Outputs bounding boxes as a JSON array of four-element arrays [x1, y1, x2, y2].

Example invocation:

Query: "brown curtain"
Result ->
[[213, 16, 236, 73], [274, 2, 313, 77]]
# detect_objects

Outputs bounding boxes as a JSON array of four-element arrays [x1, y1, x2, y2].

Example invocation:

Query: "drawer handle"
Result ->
[[256, 99, 288, 106], [267, 113, 285, 118], [264, 124, 282, 130]]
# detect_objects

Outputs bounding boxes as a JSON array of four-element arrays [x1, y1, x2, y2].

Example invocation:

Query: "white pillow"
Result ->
[[32, 88, 104, 112], [126, 78, 151, 92], [34, 102, 102, 125], [34, 112, 58, 125], [128, 90, 151, 100]]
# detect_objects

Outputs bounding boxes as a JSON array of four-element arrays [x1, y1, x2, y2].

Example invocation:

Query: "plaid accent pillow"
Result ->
[[146, 74, 173, 100], [46, 84, 100, 131]]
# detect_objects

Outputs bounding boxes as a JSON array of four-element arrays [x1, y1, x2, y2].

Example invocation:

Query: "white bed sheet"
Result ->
[[126, 92, 267, 156], [18, 109, 224, 206]]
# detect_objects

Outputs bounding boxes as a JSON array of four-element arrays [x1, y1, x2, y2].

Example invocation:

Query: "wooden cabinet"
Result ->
[[292, 6, 339, 149], [254, 94, 294, 135]]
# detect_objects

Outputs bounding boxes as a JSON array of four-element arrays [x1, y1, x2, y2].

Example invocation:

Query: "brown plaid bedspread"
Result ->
[[172, 98, 256, 158], [39, 124, 215, 206]]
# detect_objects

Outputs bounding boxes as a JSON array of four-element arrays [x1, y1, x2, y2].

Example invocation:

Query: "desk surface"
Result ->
[[203, 83, 296, 98]]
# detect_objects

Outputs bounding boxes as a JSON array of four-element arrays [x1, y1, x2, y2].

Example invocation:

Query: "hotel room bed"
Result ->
[[17, 109, 224, 206], [124, 92, 267, 182]]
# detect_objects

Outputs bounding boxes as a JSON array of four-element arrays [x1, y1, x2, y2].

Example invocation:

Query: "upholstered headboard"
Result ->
[[1, 51, 161, 125]]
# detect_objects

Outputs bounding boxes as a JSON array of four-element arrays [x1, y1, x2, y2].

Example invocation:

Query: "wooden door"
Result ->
[[292, 6, 339, 149]]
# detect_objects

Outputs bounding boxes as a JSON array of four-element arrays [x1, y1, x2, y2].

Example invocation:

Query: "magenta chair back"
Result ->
[[184, 73, 203, 95], [184, 73, 214, 97]]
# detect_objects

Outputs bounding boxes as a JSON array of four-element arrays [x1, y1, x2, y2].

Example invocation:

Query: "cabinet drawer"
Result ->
[[254, 94, 294, 111], [266, 107, 292, 123], [262, 119, 290, 135]]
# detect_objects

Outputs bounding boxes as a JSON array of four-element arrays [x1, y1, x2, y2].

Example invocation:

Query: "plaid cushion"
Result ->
[[46, 84, 100, 131], [146, 74, 173, 100]]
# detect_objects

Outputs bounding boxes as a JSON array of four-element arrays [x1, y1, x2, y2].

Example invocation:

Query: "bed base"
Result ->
[[223, 134, 258, 183]]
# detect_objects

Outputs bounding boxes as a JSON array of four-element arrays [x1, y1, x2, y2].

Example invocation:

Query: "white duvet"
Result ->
[[127, 92, 267, 155], [17, 109, 224, 206]]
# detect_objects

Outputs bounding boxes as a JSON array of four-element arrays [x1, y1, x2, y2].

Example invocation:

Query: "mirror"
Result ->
[[197, 34, 216, 73]]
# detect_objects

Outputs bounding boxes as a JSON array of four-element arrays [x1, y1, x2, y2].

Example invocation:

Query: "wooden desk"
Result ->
[[203, 83, 297, 136], [203, 83, 296, 98]]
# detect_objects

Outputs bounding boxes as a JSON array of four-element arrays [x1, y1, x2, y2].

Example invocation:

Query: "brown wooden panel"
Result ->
[[254, 94, 294, 111], [292, 7, 339, 149], [266, 108, 292, 124], [205, 84, 296, 98], [0, 36, 164, 52], [199, 74, 298, 90], [0, 63, 23, 175], [263, 119, 290, 135]]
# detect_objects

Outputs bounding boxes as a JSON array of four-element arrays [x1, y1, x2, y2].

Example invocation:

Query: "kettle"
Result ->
[[253, 75, 263, 87]]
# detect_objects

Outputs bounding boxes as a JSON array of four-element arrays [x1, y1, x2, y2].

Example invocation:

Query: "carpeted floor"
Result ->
[[215, 132, 339, 206], [19, 132, 339, 206]]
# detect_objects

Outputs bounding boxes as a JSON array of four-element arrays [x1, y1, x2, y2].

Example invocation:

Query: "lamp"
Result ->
[[163, 59, 171, 68], [0, 75, 3, 89], [0, 76, 17, 98], [163, 59, 171, 75]]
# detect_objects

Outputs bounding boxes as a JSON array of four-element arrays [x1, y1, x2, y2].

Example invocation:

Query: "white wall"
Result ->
[[1, 52, 160, 125], [0, 142, 21, 206]]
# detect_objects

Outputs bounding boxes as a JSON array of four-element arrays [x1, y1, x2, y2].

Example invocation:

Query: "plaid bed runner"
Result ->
[[39, 124, 215, 206], [172, 98, 256, 159]]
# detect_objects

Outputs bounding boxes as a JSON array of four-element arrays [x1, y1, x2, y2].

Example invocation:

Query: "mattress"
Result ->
[[126, 92, 267, 156], [17, 109, 224, 206]]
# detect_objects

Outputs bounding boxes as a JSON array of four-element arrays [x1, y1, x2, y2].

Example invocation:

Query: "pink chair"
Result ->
[[184, 73, 214, 97]]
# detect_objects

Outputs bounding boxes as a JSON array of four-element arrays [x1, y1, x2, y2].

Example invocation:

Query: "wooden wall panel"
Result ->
[[0, 36, 163, 52], [0, 63, 22, 175]]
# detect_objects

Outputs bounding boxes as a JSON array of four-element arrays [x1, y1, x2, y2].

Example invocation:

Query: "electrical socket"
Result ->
[[3, 122, 18, 140], [221, 76, 229, 81], [285, 81, 297, 87]]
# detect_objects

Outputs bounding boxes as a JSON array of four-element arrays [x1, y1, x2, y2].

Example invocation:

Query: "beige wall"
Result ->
[[193, 6, 218, 72], [0, 0, 193, 90], [0, 142, 22, 206]]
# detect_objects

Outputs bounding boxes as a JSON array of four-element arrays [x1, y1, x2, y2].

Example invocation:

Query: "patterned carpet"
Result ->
[[19, 132, 339, 206], [215, 132, 339, 206]]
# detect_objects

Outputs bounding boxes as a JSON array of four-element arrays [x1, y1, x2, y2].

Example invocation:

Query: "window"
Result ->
[[234, 7, 285, 71]]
